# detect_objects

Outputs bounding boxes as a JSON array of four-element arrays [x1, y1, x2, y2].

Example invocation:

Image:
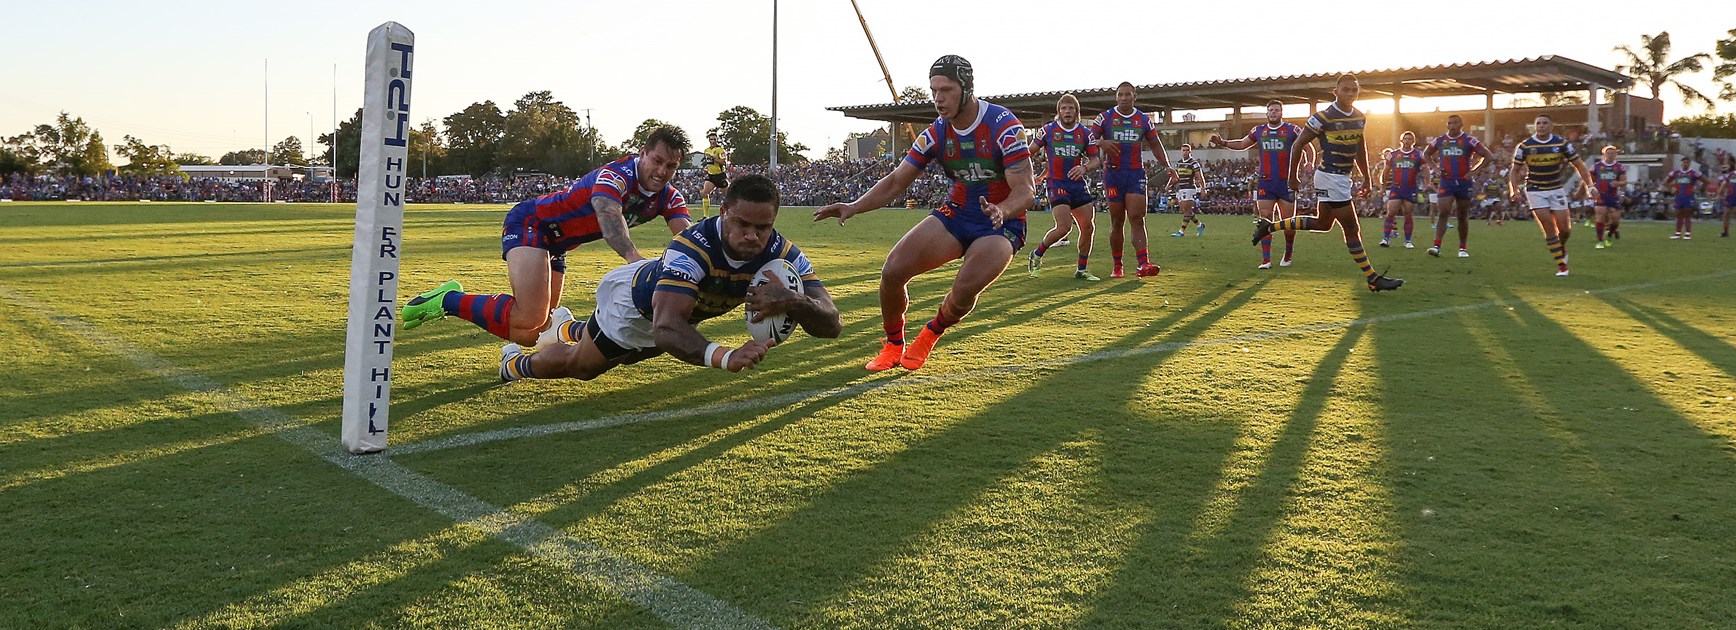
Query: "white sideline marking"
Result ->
[[0, 288, 774, 630], [395, 269, 1736, 455]]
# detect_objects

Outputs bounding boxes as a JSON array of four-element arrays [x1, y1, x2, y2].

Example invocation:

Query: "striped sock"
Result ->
[[1547, 236, 1566, 267], [884, 318, 905, 346], [1113, 254, 1123, 269], [1260, 235, 1272, 261], [1136, 249, 1150, 266], [1034, 243, 1049, 257], [556, 318, 585, 344], [501, 353, 536, 381], [1284, 232, 1294, 255], [925, 307, 960, 335], [1077, 254, 1088, 271], [1403, 216, 1414, 241], [1383, 216, 1395, 240], [1346, 240, 1376, 282], [1595, 222, 1605, 241], [1276, 216, 1314, 232], [443, 292, 516, 340]]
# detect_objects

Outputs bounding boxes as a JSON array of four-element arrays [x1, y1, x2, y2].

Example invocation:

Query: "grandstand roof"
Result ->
[[828, 56, 1634, 125]]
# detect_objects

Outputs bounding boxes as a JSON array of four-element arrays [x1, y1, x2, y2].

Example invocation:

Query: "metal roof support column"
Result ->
[[1587, 84, 1601, 136], [1484, 90, 1496, 145]]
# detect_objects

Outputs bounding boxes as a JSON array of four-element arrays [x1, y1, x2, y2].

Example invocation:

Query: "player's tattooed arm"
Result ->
[[592, 196, 644, 263], [651, 291, 770, 372]]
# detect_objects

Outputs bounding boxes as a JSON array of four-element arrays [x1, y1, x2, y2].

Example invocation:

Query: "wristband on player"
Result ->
[[704, 342, 734, 370]]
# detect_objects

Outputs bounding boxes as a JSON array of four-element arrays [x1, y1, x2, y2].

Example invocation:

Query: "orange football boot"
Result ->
[[900, 327, 943, 370], [865, 341, 905, 371]]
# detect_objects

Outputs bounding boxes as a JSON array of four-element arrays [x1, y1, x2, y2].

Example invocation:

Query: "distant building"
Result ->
[[179, 164, 293, 180]]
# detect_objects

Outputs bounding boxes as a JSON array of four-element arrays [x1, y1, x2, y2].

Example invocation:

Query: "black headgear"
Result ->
[[929, 55, 974, 104]]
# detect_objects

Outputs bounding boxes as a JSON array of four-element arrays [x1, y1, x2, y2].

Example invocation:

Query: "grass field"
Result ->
[[2, 200, 1734, 628]]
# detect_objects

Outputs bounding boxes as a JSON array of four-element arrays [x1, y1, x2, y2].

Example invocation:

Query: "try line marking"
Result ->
[[0, 286, 774, 630], [390, 268, 1736, 456]]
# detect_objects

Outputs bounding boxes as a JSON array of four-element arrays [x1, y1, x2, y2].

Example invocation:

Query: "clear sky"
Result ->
[[3, 0, 1729, 163]]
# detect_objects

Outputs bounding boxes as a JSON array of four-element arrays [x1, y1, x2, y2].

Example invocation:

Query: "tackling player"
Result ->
[[1168, 144, 1206, 237], [1090, 82, 1170, 278], [1508, 113, 1594, 276], [1251, 74, 1403, 291], [815, 55, 1035, 371], [1664, 156, 1704, 239], [1588, 145, 1627, 249], [402, 127, 694, 346], [698, 132, 729, 218], [1210, 100, 1312, 269], [1423, 114, 1496, 257], [1028, 93, 1103, 280], [1379, 132, 1426, 249], [499, 174, 840, 381]]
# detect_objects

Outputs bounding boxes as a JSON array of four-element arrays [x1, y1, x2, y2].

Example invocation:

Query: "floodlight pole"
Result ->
[[769, 0, 778, 173]]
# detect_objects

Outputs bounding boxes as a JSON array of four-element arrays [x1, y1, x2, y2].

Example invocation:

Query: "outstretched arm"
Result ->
[[813, 160, 922, 225]]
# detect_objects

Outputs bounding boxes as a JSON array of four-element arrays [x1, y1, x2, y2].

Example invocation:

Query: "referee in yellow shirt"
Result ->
[[700, 132, 729, 217]]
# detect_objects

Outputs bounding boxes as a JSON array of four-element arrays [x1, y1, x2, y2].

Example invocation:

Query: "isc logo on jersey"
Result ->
[[746, 259, 800, 343]]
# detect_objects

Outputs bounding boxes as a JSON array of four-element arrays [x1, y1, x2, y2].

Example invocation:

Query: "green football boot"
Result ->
[[402, 280, 461, 329]]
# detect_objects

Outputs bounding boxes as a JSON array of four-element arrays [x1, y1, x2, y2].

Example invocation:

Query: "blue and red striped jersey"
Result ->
[[904, 101, 1031, 219], [1386, 147, 1424, 189], [1668, 169, 1702, 197], [1035, 121, 1097, 182], [1590, 159, 1626, 196], [522, 155, 689, 252], [1243, 122, 1303, 182], [1426, 132, 1485, 180], [1089, 108, 1159, 171]]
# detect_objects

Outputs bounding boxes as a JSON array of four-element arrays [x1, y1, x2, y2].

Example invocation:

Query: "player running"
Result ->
[[698, 132, 729, 218], [1665, 156, 1705, 239], [1090, 82, 1170, 278], [815, 55, 1035, 371], [1508, 113, 1594, 276], [1168, 144, 1206, 237], [1210, 99, 1311, 269], [1251, 74, 1403, 291], [1028, 93, 1103, 280], [1423, 114, 1496, 257], [498, 175, 840, 382], [1588, 145, 1627, 249], [1379, 132, 1426, 249], [402, 127, 693, 347]]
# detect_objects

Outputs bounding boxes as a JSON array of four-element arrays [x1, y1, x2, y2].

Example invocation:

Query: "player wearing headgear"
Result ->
[[1379, 131, 1426, 249], [1028, 93, 1103, 280], [1588, 145, 1627, 249], [1508, 113, 1594, 275], [1423, 114, 1496, 257], [1664, 156, 1705, 240], [401, 126, 694, 346], [699, 132, 729, 218], [1089, 82, 1170, 278], [1168, 144, 1206, 238], [1210, 100, 1312, 269], [500, 174, 840, 382], [816, 55, 1035, 371], [1251, 74, 1404, 291]]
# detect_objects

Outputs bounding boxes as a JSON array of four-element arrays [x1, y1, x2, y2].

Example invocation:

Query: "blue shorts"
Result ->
[[1725, 194, 1736, 208], [1102, 169, 1146, 203], [1047, 179, 1095, 209], [1386, 187, 1418, 202], [932, 209, 1026, 252], [1438, 178, 1474, 201], [1674, 194, 1695, 211], [1594, 191, 1620, 207], [1254, 179, 1293, 202], [501, 202, 568, 273]]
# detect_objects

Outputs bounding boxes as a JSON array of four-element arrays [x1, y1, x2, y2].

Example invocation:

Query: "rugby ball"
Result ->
[[746, 258, 800, 343]]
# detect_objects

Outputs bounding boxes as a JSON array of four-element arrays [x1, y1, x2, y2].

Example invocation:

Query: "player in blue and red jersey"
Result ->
[[1719, 155, 1735, 238], [1588, 145, 1627, 249], [1211, 99, 1312, 269], [401, 126, 693, 347], [816, 55, 1036, 371], [1252, 74, 1403, 291], [1664, 156, 1705, 239], [1028, 93, 1103, 280], [498, 175, 840, 382], [1380, 132, 1427, 249], [1423, 115, 1495, 257], [1089, 82, 1170, 278]]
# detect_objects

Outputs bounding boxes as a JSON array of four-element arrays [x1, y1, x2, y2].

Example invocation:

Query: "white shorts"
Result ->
[[1525, 189, 1569, 211], [592, 259, 657, 352], [1176, 188, 1198, 203], [1315, 170, 1353, 203]]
